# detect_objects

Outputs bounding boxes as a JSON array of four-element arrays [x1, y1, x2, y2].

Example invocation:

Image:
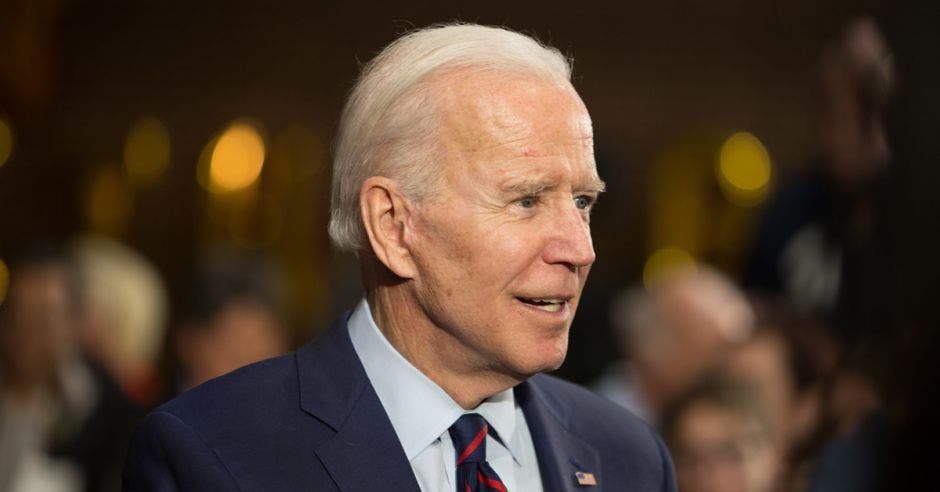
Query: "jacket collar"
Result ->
[[517, 375, 602, 492], [296, 313, 601, 491], [296, 312, 422, 491]]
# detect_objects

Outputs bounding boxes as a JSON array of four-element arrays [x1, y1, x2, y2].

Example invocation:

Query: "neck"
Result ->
[[366, 283, 521, 409]]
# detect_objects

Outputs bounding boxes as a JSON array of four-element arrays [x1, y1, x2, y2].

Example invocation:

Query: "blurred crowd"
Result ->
[[0, 12, 932, 492], [593, 17, 897, 492], [0, 239, 288, 492], [595, 266, 883, 492]]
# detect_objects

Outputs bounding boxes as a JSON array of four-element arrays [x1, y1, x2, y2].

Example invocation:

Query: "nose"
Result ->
[[543, 204, 596, 271]]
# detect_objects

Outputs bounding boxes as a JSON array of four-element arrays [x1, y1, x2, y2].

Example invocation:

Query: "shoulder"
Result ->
[[137, 351, 302, 440], [527, 373, 676, 490], [124, 351, 349, 490], [149, 352, 321, 456], [161, 353, 299, 421], [528, 372, 652, 437], [124, 353, 302, 490], [124, 408, 242, 491]]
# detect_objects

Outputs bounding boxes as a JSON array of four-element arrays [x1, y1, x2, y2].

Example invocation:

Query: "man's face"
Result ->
[[177, 298, 286, 389], [0, 265, 75, 386], [406, 70, 602, 380], [672, 402, 777, 492]]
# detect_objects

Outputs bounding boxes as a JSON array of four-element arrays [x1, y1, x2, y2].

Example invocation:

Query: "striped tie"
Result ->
[[449, 413, 507, 492]]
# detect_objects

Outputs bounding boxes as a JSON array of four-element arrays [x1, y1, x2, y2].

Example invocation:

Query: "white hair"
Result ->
[[328, 23, 573, 254], [71, 235, 168, 375], [613, 264, 755, 350]]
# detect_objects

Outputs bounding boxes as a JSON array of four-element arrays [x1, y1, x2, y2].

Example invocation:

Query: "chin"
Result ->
[[512, 337, 569, 377]]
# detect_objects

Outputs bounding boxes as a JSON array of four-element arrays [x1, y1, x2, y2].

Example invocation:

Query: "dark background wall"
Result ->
[[1, 1, 935, 386]]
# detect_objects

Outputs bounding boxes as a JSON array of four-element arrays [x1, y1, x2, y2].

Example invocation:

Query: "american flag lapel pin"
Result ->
[[575, 470, 597, 486]]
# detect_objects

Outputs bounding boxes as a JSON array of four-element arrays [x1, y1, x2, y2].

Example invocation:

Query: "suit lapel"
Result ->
[[294, 314, 604, 491], [517, 377, 603, 492], [296, 314, 421, 491]]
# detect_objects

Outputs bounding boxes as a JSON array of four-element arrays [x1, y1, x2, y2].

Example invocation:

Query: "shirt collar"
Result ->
[[347, 298, 520, 462]]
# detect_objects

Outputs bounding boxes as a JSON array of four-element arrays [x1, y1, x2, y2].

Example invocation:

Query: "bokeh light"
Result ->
[[0, 116, 13, 168], [123, 116, 171, 187], [716, 131, 772, 206], [83, 166, 134, 235], [196, 135, 218, 192], [200, 121, 266, 194], [0, 257, 9, 305], [643, 246, 697, 288]]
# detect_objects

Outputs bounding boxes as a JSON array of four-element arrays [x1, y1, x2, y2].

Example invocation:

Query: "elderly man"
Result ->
[[596, 266, 755, 423], [123, 24, 676, 491]]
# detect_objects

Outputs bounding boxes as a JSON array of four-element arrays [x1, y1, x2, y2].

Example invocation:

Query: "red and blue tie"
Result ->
[[449, 413, 508, 492]]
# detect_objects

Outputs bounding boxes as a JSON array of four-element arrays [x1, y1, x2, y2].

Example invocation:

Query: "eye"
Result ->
[[519, 196, 537, 208], [574, 195, 594, 210]]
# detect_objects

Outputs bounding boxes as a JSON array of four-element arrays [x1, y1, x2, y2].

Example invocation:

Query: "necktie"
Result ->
[[449, 413, 508, 492]]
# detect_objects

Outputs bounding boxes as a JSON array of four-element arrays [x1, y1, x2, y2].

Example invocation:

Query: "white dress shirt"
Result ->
[[348, 299, 545, 492]]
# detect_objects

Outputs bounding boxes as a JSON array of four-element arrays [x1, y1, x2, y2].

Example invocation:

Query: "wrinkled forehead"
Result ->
[[428, 67, 594, 153]]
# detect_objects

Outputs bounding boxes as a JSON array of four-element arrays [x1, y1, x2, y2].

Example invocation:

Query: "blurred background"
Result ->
[[1, 1, 938, 491]]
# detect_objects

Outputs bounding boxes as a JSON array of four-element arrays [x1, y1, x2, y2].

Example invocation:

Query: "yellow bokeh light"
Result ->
[[0, 258, 9, 305], [196, 135, 218, 192], [717, 131, 772, 206], [84, 166, 134, 235], [0, 116, 14, 168], [123, 116, 171, 187], [643, 246, 697, 288], [204, 122, 266, 193]]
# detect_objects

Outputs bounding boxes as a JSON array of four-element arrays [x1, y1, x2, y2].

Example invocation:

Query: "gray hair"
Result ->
[[611, 264, 755, 350], [328, 23, 573, 254]]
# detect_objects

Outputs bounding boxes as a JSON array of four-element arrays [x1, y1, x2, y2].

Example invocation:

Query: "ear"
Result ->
[[359, 176, 418, 279]]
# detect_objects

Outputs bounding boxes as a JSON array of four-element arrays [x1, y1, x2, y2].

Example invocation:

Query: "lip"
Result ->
[[514, 292, 575, 302]]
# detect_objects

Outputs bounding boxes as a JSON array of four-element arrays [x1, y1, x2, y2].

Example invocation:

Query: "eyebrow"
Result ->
[[577, 177, 607, 194], [505, 180, 553, 196], [503, 176, 607, 196]]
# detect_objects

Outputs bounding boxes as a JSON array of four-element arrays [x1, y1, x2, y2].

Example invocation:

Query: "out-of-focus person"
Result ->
[[171, 254, 287, 392], [71, 235, 168, 407], [802, 349, 885, 492], [594, 264, 754, 423], [719, 298, 838, 491], [744, 16, 897, 491], [661, 376, 780, 492], [745, 16, 895, 348], [0, 243, 139, 492]]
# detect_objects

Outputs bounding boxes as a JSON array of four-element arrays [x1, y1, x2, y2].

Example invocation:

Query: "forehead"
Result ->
[[434, 69, 591, 147], [678, 402, 750, 439], [426, 68, 598, 188]]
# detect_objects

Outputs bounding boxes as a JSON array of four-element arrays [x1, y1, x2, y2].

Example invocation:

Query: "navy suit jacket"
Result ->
[[123, 313, 676, 491]]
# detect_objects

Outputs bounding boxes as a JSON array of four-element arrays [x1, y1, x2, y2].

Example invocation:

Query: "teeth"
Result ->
[[533, 302, 562, 313], [519, 298, 565, 312]]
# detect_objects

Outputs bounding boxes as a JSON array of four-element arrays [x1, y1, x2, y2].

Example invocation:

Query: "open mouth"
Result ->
[[516, 297, 567, 313]]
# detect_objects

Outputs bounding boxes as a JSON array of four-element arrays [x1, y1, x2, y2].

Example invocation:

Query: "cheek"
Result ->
[[419, 217, 519, 282], [480, 228, 538, 273], [578, 263, 592, 284], [410, 221, 479, 312], [414, 209, 473, 263]]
